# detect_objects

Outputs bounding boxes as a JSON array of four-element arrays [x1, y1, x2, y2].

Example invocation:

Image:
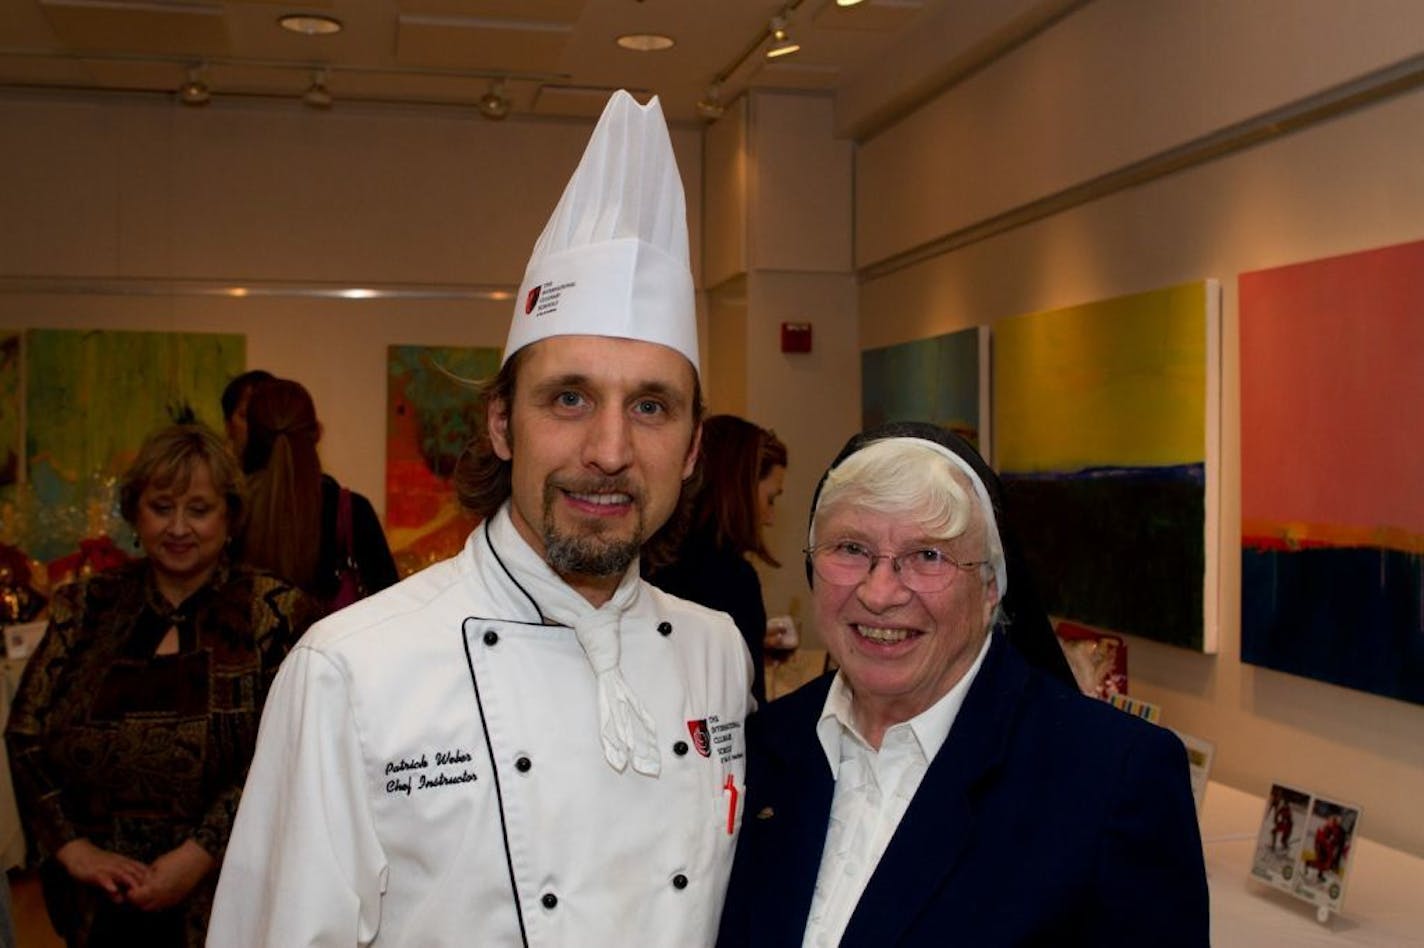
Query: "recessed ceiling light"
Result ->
[[278, 14, 343, 36], [616, 33, 675, 52]]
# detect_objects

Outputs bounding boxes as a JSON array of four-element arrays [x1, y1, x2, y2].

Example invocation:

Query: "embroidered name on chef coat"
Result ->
[[382, 748, 478, 796]]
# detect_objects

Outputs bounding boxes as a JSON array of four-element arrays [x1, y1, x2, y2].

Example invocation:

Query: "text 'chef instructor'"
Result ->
[[207, 90, 755, 947]]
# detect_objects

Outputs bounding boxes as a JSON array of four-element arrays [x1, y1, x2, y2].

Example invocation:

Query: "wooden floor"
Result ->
[[8, 869, 62, 947]]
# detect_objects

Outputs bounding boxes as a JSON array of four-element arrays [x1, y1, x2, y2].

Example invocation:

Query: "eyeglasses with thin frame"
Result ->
[[804, 539, 988, 593]]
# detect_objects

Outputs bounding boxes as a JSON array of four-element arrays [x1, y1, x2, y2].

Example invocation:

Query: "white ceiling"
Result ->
[[0, 0, 966, 125]]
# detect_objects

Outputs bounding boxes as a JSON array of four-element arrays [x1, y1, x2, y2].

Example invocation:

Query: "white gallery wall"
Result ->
[[0, 93, 705, 510], [856, 0, 1424, 855]]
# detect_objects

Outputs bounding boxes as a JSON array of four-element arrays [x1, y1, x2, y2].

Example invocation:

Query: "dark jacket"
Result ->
[[315, 474, 399, 605], [650, 531, 767, 704], [717, 633, 1210, 947]]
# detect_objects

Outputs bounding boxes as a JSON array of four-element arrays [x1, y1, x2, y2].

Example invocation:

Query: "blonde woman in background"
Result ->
[[5, 424, 313, 946]]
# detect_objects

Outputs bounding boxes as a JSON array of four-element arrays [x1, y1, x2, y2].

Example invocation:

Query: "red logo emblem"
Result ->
[[687, 719, 711, 758], [524, 285, 541, 314]]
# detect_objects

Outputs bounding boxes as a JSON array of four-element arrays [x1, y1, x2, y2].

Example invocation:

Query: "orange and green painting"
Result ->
[[386, 345, 501, 576], [993, 281, 1220, 652], [26, 329, 242, 561], [861, 327, 983, 448], [1241, 240, 1424, 705]]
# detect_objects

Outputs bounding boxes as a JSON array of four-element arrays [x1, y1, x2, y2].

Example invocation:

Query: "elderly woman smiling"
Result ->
[[6, 424, 314, 947], [718, 421, 1208, 948]]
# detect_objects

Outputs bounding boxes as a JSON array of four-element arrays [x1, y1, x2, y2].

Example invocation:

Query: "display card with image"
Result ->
[[1250, 783, 1362, 915], [1292, 797, 1361, 914], [1170, 730, 1214, 814], [1250, 783, 1310, 892]]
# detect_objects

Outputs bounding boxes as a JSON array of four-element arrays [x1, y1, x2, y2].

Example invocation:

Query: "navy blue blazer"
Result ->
[[717, 634, 1209, 947]]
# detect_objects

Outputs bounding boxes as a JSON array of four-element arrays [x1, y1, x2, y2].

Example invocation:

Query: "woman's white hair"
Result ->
[[810, 438, 1006, 592]]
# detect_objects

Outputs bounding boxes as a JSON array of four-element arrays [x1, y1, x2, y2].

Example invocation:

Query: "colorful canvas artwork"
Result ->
[[386, 344, 501, 575], [1240, 240, 1424, 705], [861, 327, 985, 449], [992, 281, 1221, 652], [0, 333, 19, 487], [25, 329, 243, 562]]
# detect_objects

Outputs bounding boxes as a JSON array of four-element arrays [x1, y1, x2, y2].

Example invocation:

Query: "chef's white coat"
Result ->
[[207, 520, 753, 946]]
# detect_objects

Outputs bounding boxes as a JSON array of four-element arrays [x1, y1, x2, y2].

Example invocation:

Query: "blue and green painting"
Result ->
[[861, 327, 981, 447]]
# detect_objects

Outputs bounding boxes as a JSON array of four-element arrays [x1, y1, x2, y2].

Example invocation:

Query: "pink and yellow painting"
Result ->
[[1241, 240, 1424, 704]]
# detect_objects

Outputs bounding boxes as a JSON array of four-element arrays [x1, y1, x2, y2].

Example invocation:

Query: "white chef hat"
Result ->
[[505, 90, 698, 371]]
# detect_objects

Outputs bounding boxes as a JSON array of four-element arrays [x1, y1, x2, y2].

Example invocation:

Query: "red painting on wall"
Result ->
[[386, 345, 501, 576], [1240, 238, 1424, 704]]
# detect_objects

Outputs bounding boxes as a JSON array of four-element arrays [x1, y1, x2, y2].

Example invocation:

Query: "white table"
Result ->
[[1202, 781, 1424, 946]]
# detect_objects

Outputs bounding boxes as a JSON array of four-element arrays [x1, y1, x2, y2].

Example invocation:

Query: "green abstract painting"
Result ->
[[26, 329, 244, 561], [0, 333, 19, 487]]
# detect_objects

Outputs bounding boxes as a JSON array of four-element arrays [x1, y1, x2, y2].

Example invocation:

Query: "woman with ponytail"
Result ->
[[239, 378, 398, 614]]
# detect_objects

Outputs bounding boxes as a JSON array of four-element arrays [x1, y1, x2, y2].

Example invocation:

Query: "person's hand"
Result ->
[[55, 838, 151, 903], [126, 839, 216, 912]]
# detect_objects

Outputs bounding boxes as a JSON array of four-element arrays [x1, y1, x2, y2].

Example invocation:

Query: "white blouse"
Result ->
[[801, 634, 993, 947]]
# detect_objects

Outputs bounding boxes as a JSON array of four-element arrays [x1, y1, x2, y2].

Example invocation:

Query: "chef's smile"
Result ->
[[562, 488, 635, 516]]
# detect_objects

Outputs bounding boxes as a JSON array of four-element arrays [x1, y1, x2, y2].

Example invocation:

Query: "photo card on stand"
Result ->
[[1252, 783, 1311, 892], [1294, 796, 1361, 914]]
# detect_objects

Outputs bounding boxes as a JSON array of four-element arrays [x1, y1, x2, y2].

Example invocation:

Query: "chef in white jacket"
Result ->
[[208, 90, 754, 947]]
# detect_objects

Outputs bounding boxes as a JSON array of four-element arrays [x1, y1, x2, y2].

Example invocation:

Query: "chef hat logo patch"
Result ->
[[687, 719, 711, 758]]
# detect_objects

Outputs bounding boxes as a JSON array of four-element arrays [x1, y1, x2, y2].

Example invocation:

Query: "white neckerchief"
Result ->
[[487, 503, 661, 776]]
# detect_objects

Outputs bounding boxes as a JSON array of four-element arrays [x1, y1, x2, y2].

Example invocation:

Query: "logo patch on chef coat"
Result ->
[[687, 719, 712, 758], [704, 714, 745, 765]]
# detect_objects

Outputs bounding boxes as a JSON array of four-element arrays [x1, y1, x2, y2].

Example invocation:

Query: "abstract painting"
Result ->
[[993, 281, 1221, 652], [25, 328, 243, 562], [861, 327, 985, 449], [0, 333, 19, 487], [1240, 240, 1424, 705], [386, 344, 501, 575]]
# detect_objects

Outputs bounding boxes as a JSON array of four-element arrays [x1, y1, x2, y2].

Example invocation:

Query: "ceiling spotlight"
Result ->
[[478, 79, 510, 121], [766, 15, 800, 60], [836, 0, 867, 6], [696, 83, 725, 120], [303, 69, 333, 109], [278, 14, 343, 36], [616, 33, 675, 52], [177, 64, 210, 106]]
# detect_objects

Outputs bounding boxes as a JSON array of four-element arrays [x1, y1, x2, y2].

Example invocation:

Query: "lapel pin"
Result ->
[[756, 806, 775, 820]]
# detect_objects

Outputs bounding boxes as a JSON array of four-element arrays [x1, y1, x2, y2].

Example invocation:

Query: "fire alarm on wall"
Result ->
[[780, 322, 812, 353]]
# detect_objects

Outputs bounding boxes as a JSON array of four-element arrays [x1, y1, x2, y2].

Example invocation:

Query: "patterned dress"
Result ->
[[5, 558, 314, 947]]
